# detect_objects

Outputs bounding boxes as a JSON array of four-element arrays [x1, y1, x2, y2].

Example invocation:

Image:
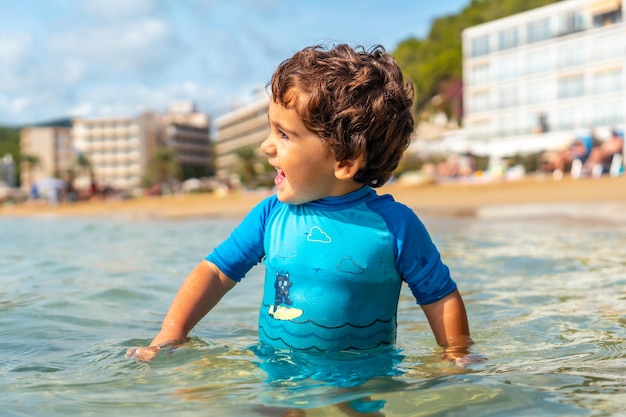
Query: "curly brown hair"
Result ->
[[269, 44, 415, 188]]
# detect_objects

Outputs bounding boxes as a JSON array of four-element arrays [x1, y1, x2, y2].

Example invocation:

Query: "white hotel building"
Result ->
[[72, 103, 211, 190], [71, 115, 151, 190], [462, 0, 625, 157], [213, 96, 270, 181]]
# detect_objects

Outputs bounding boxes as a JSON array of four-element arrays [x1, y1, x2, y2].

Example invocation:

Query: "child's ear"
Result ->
[[334, 155, 364, 180]]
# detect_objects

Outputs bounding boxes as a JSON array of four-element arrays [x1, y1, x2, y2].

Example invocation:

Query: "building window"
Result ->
[[498, 114, 521, 137], [498, 27, 519, 51], [593, 99, 626, 126], [558, 11, 585, 36], [469, 119, 493, 141], [590, 32, 625, 62], [527, 79, 552, 104], [557, 41, 585, 68], [593, 68, 623, 94], [527, 18, 551, 43], [469, 63, 490, 86], [470, 34, 490, 57], [499, 85, 518, 108], [558, 105, 586, 130], [592, 10, 622, 27], [497, 54, 521, 80], [469, 91, 490, 113], [558, 74, 585, 99], [591, 0, 623, 28], [526, 48, 552, 74]]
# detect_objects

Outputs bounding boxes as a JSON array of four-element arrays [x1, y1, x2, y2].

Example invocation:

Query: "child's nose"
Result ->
[[261, 136, 274, 156]]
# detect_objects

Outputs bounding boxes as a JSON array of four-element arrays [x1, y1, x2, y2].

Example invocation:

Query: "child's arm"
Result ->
[[125, 259, 236, 361], [420, 289, 473, 362]]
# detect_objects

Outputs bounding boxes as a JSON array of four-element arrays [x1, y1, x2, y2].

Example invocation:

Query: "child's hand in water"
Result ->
[[440, 335, 487, 368], [443, 351, 488, 368], [125, 339, 185, 362], [125, 345, 161, 362]]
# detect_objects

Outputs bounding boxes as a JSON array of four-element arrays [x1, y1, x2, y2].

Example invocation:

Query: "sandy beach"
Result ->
[[2, 175, 626, 222]]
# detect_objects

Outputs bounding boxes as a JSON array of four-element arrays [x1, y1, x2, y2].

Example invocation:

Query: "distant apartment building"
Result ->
[[66, 102, 211, 190], [462, 0, 625, 157], [19, 103, 211, 191], [213, 96, 270, 180], [72, 115, 149, 190], [158, 101, 213, 179], [19, 122, 73, 190]]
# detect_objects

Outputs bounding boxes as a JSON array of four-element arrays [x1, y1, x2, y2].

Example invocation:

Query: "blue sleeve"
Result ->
[[370, 195, 457, 305], [205, 195, 280, 281]]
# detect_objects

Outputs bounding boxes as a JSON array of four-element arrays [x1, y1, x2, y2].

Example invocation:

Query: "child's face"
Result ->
[[261, 100, 359, 204]]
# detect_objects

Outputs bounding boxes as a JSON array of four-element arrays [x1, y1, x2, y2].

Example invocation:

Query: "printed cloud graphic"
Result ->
[[337, 257, 365, 274], [307, 226, 332, 243], [277, 243, 297, 258]]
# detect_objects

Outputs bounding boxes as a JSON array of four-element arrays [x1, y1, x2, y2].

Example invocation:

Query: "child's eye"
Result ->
[[279, 130, 289, 140]]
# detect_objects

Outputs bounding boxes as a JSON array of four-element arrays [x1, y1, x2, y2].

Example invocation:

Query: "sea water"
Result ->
[[0, 210, 624, 416]]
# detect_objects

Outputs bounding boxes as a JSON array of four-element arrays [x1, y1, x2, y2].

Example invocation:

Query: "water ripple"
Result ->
[[1, 215, 624, 416]]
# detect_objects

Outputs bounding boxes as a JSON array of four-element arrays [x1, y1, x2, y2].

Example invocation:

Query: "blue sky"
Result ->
[[0, 0, 468, 126]]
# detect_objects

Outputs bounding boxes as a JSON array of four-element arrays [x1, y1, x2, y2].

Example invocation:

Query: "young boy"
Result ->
[[126, 44, 472, 363]]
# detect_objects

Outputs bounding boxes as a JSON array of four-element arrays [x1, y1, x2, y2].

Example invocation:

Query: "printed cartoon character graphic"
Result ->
[[273, 272, 293, 313]]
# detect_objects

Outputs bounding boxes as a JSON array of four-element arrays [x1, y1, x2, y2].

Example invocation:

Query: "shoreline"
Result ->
[[2, 175, 626, 223]]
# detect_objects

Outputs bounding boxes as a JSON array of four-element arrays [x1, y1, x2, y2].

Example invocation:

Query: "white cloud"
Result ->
[[0, 96, 30, 120], [0, 0, 468, 125], [11, 97, 29, 113], [67, 102, 93, 118], [0, 32, 32, 63], [63, 80, 225, 120], [50, 18, 179, 72], [0, 33, 36, 94], [80, 0, 160, 20]]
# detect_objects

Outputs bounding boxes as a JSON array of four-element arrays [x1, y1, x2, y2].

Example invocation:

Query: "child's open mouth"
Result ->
[[274, 168, 286, 186]]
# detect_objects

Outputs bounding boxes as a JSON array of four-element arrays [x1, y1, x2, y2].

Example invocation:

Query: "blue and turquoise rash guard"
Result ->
[[206, 186, 456, 352]]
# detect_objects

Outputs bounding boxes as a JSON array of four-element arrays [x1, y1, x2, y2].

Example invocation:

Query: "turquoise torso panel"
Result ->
[[259, 200, 402, 351], [206, 186, 456, 352]]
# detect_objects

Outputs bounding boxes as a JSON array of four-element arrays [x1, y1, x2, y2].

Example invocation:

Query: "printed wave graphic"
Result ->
[[259, 306, 396, 350], [262, 303, 395, 329], [259, 324, 393, 351]]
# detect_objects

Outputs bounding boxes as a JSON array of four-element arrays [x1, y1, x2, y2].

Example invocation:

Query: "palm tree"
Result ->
[[76, 153, 93, 178], [235, 145, 258, 186], [148, 147, 182, 191], [75, 152, 94, 185], [20, 153, 42, 190]]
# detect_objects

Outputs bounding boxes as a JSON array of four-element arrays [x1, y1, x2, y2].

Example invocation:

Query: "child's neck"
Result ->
[[324, 182, 366, 199]]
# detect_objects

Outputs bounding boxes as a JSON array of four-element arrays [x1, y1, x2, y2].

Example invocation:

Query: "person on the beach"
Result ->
[[126, 44, 472, 364], [542, 137, 591, 176], [582, 129, 624, 176]]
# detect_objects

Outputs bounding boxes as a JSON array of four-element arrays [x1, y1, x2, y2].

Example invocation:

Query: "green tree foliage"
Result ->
[[19, 153, 42, 188], [234, 145, 274, 189], [393, 0, 561, 122], [75, 153, 94, 180], [0, 127, 19, 159], [148, 147, 182, 186], [234, 145, 258, 186]]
